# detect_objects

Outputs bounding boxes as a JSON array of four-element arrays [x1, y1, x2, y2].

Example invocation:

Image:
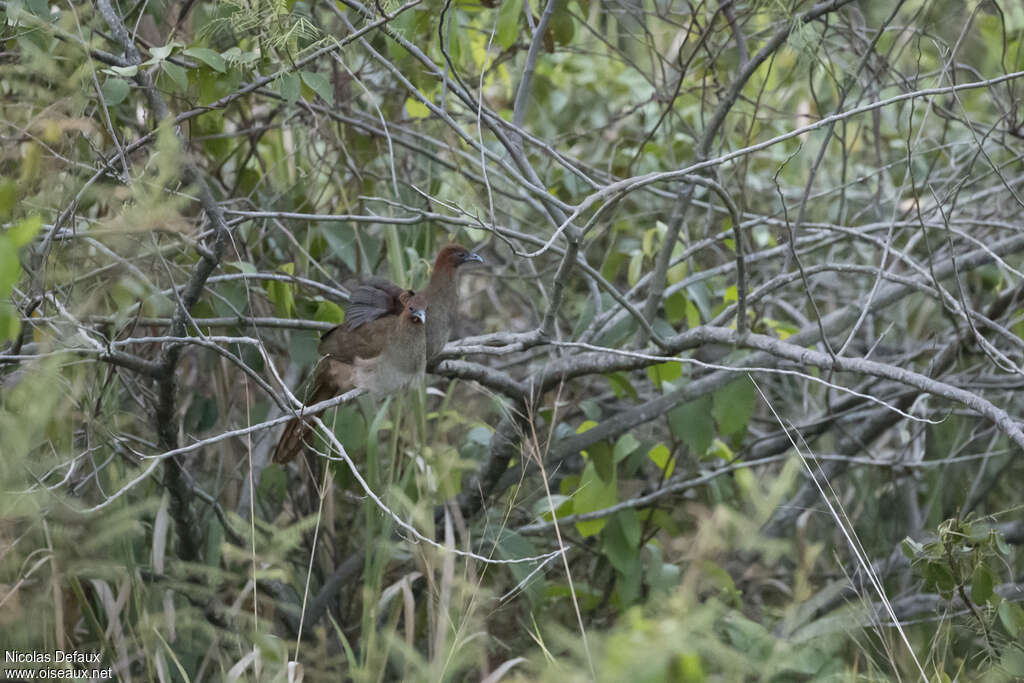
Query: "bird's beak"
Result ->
[[462, 251, 484, 265], [411, 308, 426, 324]]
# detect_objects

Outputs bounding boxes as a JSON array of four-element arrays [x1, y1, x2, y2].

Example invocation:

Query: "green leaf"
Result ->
[[103, 64, 139, 78], [0, 235, 20, 297], [226, 260, 257, 274], [605, 372, 639, 401], [265, 263, 295, 317], [645, 544, 681, 595], [642, 227, 658, 256], [901, 537, 924, 560], [1001, 646, 1024, 677], [314, 300, 345, 324], [995, 532, 1011, 555], [22, 0, 49, 19], [668, 396, 713, 456], [627, 251, 643, 286], [590, 440, 615, 483], [490, 529, 544, 605], [301, 70, 334, 105], [0, 301, 19, 343], [100, 77, 130, 106], [405, 97, 430, 119], [533, 494, 572, 520], [602, 509, 642, 575], [549, 8, 575, 45], [712, 376, 755, 436], [647, 361, 682, 390], [7, 215, 41, 247], [145, 43, 179, 63], [687, 282, 711, 322], [161, 61, 188, 91], [971, 564, 994, 604], [613, 433, 640, 463], [999, 600, 1024, 637], [675, 653, 704, 682], [279, 72, 301, 104], [664, 291, 687, 324], [684, 296, 701, 328], [574, 462, 616, 537], [708, 438, 733, 461], [184, 47, 226, 72], [722, 613, 773, 659], [205, 516, 224, 568], [495, 0, 523, 49], [0, 179, 15, 218], [647, 509, 681, 536], [648, 443, 675, 478], [923, 561, 955, 596]]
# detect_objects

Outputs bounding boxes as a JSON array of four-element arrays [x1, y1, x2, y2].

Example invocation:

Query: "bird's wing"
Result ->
[[341, 277, 409, 331], [318, 315, 398, 362]]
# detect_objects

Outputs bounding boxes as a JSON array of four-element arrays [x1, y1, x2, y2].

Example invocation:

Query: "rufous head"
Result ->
[[434, 244, 484, 271]]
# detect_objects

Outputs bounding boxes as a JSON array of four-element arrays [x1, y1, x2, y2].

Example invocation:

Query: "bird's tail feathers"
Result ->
[[271, 414, 318, 464], [272, 377, 334, 464]]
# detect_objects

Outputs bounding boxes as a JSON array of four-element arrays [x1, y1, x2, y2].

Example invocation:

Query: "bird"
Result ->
[[333, 243, 483, 360], [420, 244, 484, 361], [272, 285, 427, 464]]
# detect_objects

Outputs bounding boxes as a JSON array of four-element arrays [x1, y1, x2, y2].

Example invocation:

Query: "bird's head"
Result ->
[[435, 244, 485, 271], [400, 292, 427, 325]]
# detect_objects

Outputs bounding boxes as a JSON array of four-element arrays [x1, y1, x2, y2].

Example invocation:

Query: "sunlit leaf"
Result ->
[[574, 462, 616, 537], [405, 97, 431, 119], [648, 443, 674, 478], [648, 361, 682, 389], [314, 300, 344, 324]]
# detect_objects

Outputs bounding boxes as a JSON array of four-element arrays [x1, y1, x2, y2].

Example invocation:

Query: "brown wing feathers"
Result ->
[[272, 246, 481, 464], [341, 278, 410, 331], [273, 285, 412, 464]]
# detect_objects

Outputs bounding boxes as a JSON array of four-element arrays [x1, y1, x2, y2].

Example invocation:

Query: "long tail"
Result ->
[[272, 413, 319, 464], [272, 380, 332, 464]]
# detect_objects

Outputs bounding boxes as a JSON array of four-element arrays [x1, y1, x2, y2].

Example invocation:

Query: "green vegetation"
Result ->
[[2, 0, 1023, 680]]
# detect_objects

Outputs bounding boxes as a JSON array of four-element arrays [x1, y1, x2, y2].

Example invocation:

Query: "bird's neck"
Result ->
[[425, 266, 458, 301]]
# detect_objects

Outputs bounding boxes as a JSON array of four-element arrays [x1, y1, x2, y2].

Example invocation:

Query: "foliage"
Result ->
[[2, 0, 1024, 681]]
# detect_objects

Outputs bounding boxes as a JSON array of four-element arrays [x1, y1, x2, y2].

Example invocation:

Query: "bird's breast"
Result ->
[[353, 333, 425, 395]]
